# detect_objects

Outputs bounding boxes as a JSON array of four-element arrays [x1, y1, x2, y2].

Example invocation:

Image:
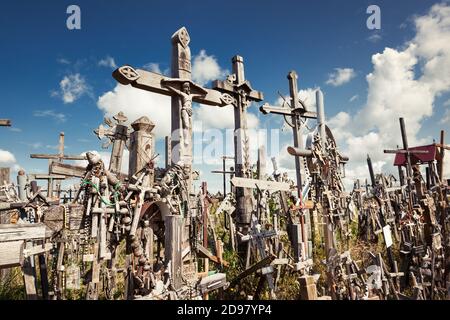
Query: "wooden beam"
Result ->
[[0, 223, 53, 242], [30, 154, 86, 160], [0, 240, 23, 268], [230, 176, 291, 191], [0, 119, 11, 127], [229, 254, 276, 287], [113, 66, 231, 107], [196, 244, 229, 267]]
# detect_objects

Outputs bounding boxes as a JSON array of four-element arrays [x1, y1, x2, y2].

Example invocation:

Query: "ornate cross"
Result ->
[[94, 111, 130, 175]]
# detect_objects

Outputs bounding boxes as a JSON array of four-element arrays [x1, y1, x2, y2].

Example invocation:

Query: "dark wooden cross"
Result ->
[[260, 71, 317, 199], [260, 71, 317, 260], [212, 56, 264, 229], [211, 155, 235, 197], [30, 132, 85, 198]]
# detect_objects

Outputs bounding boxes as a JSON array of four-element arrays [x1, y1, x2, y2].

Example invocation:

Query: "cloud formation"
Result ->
[[326, 68, 356, 87], [98, 56, 117, 69], [327, 3, 450, 186], [33, 110, 67, 123], [56, 73, 89, 104]]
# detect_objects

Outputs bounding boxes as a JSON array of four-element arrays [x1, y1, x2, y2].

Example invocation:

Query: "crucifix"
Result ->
[[30, 132, 85, 199], [260, 71, 317, 261], [211, 155, 235, 198], [113, 27, 233, 189], [94, 111, 130, 175], [212, 56, 264, 233]]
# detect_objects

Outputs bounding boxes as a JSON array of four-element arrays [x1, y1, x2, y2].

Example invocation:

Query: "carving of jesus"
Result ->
[[165, 82, 203, 146]]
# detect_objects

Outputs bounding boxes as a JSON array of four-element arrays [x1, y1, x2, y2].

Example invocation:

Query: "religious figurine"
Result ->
[[163, 82, 205, 147]]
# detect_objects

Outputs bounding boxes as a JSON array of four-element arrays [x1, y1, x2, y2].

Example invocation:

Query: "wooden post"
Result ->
[[164, 215, 183, 290], [165, 136, 171, 169]]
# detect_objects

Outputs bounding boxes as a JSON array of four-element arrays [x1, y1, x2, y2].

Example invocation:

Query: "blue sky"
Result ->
[[0, 0, 449, 192]]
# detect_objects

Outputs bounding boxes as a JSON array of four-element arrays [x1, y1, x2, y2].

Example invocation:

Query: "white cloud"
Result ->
[[57, 58, 71, 65], [326, 68, 356, 87], [97, 84, 170, 139], [367, 33, 382, 43], [143, 62, 162, 74], [98, 56, 117, 69], [349, 94, 359, 102], [327, 3, 450, 185], [9, 127, 22, 132], [192, 50, 227, 86], [0, 149, 16, 164], [33, 110, 67, 123], [56, 74, 89, 104], [194, 104, 259, 130], [441, 109, 450, 124]]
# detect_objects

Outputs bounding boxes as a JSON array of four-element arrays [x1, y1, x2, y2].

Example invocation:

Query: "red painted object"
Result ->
[[393, 144, 442, 166]]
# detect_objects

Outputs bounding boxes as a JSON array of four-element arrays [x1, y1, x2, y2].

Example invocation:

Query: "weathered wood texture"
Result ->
[[164, 215, 183, 290], [0, 223, 53, 242], [0, 240, 23, 268], [0, 167, 10, 185]]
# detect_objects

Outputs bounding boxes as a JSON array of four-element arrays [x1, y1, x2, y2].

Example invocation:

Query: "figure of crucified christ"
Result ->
[[165, 82, 204, 146]]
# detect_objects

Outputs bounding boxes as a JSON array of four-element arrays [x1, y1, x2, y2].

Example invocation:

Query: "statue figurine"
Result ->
[[164, 82, 204, 147]]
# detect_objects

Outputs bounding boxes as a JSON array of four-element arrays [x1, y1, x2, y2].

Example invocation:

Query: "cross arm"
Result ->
[[260, 103, 317, 119], [212, 79, 264, 102], [30, 154, 86, 160], [0, 119, 11, 127], [383, 149, 430, 154], [113, 65, 231, 107]]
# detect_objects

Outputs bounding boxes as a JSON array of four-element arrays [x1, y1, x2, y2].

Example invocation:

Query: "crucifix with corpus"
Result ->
[[259, 71, 317, 261], [30, 132, 85, 199], [113, 27, 233, 191]]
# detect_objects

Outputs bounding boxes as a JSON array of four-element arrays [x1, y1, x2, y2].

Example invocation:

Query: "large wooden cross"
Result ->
[[260, 71, 317, 199], [260, 71, 317, 260], [113, 27, 233, 178], [212, 56, 264, 229], [30, 132, 85, 198]]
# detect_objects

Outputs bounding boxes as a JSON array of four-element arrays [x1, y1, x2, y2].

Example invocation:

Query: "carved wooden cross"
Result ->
[[260, 71, 317, 198], [260, 71, 317, 260], [113, 27, 233, 175], [94, 111, 130, 175], [30, 132, 85, 198], [212, 56, 264, 228]]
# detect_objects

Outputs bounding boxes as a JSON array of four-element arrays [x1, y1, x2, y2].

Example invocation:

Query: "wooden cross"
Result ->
[[239, 214, 277, 299], [30, 132, 85, 198], [94, 111, 130, 175], [260, 71, 317, 199], [212, 56, 264, 229], [211, 155, 235, 197], [260, 71, 317, 260], [113, 27, 233, 178]]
